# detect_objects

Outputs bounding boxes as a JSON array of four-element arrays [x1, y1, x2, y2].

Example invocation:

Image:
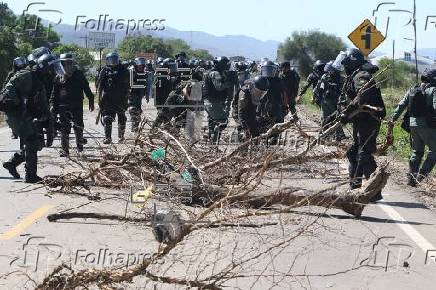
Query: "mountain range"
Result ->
[[51, 23, 280, 60]]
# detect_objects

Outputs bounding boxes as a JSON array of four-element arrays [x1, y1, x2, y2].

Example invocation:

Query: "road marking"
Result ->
[[0, 127, 10, 134], [0, 205, 54, 240], [378, 203, 435, 252]]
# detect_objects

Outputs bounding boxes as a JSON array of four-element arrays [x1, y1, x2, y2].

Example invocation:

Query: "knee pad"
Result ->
[[128, 106, 137, 115], [102, 115, 114, 125]]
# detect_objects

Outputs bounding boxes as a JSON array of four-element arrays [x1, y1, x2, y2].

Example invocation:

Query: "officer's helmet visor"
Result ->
[[14, 58, 26, 69], [333, 52, 347, 71], [106, 56, 119, 66], [260, 65, 277, 77], [61, 60, 74, 74], [134, 58, 146, 66], [50, 59, 66, 76]]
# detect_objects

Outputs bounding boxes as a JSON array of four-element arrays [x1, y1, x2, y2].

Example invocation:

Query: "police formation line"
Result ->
[[0, 48, 435, 204]]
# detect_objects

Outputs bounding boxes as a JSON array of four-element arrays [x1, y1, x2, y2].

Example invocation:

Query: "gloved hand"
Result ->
[[339, 113, 349, 125]]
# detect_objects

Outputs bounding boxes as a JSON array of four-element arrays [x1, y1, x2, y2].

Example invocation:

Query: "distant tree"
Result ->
[[277, 30, 346, 77], [163, 38, 214, 59], [0, 3, 18, 84], [165, 38, 191, 57], [376, 57, 416, 89], [0, 2, 61, 85], [190, 49, 214, 60], [53, 44, 95, 72], [117, 35, 171, 60], [15, 14, 60, 48], [0, 26, 18, 84]]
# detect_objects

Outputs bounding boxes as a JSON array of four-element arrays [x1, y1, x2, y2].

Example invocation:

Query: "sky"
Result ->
[[3, 0, 436, 58]]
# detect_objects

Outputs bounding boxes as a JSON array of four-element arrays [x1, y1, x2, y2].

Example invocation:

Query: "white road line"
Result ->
[[0, 127, 10, 134], [378, 203, 435, 252]]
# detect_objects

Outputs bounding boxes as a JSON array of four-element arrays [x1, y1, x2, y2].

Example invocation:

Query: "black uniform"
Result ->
[[300, 71, 321, 96], [313, 70, 346, 140], [238, 87, 260, 138], [128, 66, 147, 132], [50, 67, 94, 154], [281, 68, 300, 118], [342, 62, 386, 190], [98, 64, 130, 143], [156, 76, 179, 107], [1, 68, 48, 182], [258, 77, 284, 144], [152, 89, 188, 129]]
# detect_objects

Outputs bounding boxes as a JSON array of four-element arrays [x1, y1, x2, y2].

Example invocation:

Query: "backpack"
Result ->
[[425, 87, 436, 128], [0, 71, 26, 112], [407, 85, 436, 129]]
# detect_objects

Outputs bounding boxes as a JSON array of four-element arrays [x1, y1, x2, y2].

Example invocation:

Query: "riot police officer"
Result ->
[[258, 60, 285, 144], [235, 61, 250, 87], [238, 76, 270, 138], [299, 60, 325, 101], [1, 54, 65, 183], [50, 53, 94, 156], [27, 47, 56, 147], [154, 58, 179, 110], [128, 57, 147, 132], [391, 69, 436, 186], [203, 56, 234, 143], [97, 52, 130, 144], [145, 60, 154, 102], [340, 48, 386, 202], [175, 52, 189, 68], [3, 57, 28, 139], [313, 61, 346, 141], [3, 57, 27, 87], [280, 61, 300, 120]]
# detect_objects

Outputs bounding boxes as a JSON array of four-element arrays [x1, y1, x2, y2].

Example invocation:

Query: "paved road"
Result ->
[[0, 105, 436, 289]]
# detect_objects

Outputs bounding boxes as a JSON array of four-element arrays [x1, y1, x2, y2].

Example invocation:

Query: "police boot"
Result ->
[[407, 160, 420, 187], [369, 191, 383, 203], [118, 125, 126, 143], [74, 127, 84, 152], [103, 123, 112, 144], [25, 150, 42, 184], [2, 153, 24, 179], [417, 156, 436, 184], [60, 134, 69, 157]]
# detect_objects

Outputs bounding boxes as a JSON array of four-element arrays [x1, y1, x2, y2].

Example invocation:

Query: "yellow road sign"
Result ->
[[348, 19, 385, 56]]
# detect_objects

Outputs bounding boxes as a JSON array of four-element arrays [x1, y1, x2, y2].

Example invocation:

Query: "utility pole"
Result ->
[[392, 40, 395, 89], [413, 0, 419, 82]]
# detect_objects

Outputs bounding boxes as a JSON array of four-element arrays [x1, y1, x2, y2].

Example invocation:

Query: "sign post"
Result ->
[[348, 19, 385, 57]]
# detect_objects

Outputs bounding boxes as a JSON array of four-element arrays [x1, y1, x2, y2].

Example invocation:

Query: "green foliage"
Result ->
[[277, 30, 346, 77], [0, 26, 18, 84], [117, 35, 172, 60], [117, 35, 213, 61], [53, 44, 95, 72], [0, 2, 61, 85], [14, 14, 60, 48], [376, 57, 416, 89], [189, 49, 214, 60], [164, 38, 214, 60]]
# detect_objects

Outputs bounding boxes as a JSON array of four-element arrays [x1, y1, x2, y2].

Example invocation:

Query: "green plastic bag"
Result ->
[[180, 169, 193, 183], [151, 147, 166, 160]]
